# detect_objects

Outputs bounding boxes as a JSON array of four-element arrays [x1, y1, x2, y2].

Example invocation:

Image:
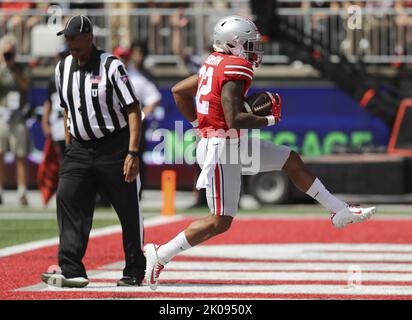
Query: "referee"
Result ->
[[41, 15, 146, 287]]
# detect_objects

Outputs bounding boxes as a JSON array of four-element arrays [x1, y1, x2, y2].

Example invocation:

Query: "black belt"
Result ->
[[71, 126, 129, 147]]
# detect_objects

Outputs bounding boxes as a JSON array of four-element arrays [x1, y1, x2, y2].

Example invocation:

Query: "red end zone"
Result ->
[[2, 217, 412, 300]]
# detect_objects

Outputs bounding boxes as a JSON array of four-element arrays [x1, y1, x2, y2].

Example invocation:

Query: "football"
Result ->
[[243, 91, 276, 116]]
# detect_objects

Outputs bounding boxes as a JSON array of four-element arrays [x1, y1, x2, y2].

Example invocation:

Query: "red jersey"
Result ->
[[195, 52, 254, 137]]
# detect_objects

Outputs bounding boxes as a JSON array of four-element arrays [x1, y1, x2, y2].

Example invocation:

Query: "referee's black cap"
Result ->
[[57, 15, 93, 37]]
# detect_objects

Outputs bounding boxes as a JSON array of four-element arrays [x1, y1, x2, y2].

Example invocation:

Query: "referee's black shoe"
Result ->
[[117, 276, 144, 287]]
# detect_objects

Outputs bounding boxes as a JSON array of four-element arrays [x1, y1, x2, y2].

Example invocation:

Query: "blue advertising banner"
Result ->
[[5, 85, 389, 189], [142, 87, 390, 164], [27, 86, 390, 164]]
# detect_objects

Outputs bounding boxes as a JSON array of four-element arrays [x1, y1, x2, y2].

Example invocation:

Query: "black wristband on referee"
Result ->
[[128, 150, 139, 157]]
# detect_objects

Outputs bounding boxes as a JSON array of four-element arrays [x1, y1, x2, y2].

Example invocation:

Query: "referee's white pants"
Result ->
[[196, 136, 291, 217]]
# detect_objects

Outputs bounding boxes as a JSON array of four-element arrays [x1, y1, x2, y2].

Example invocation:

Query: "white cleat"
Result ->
[[331, 204, 376, 229], [144, 243, 165, 290]]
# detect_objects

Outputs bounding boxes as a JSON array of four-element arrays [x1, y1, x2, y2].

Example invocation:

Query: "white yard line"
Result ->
[[233, 214, 412, 220], [0, 215, 184, 258], [90, 269, 412, 282], [18, 256, 412, 296], [179, 244, 412, 262], [18, 281, 412, 296], [100, 261, 412, 272]]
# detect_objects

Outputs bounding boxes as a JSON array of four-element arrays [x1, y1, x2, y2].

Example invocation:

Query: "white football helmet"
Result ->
[[213, 15, 263, 67]]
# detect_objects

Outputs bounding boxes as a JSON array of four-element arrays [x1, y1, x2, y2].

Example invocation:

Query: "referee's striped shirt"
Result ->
[[55, 45, 140, 141]]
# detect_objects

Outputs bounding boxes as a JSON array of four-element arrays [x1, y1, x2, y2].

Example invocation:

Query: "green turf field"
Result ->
[[0, 208, 122, 248], [0, 219, 119, 248], [0, 205, 411, 249]]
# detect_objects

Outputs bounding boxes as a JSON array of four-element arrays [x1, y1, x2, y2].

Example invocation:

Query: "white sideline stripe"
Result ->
[[165, 261, 412, 272], [0, 215, 184, 258], [234, 214, 412, 220], [101, 261, 412, 272], [89, 270, 412, 282], [20, 282, 412, 296], [180, 244, 412, 262]]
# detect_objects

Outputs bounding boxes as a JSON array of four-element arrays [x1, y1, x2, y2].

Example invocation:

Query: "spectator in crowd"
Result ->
[[395, 0, 412, 60], [146, 1, 191, 55], [37, 46, 69, 206], [0, 34, 31, 206], [41, 44, 69, 159], [171, 6, 189, 59], [0, 1, 45, 54], [128, 40, 162, 195], [113, 46, 131, 65], [301, 1, 341, 51], [365, 0, 394, 56], [177, 46, 204, 75], [109, 2, 133, 50], [147, 1, 170, 54]]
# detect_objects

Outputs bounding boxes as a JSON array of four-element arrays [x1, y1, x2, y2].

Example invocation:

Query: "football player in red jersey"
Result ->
[[144, 15, 376, 290]]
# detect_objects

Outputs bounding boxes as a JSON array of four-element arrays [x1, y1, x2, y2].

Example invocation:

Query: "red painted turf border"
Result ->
[[1, 218, 412, 300]]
